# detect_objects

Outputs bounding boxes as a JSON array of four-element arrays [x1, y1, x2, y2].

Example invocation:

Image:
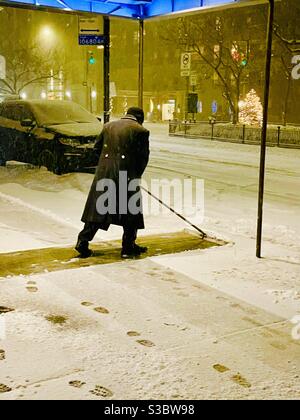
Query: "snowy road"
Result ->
[[148, 125, 300, 222], [0, 124, 299, 400]]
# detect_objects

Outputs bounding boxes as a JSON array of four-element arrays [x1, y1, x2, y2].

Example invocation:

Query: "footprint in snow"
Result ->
[[26, 281, 38, 293], [137, 339, 156, 348], [213, 364, 230, 374], [94, 307, 110, 314], [90, 385, 113, 398], [69, 380, 86, 389], [231, 374, 252, 389], [126, 332, 155, 347], [81, 302, 110, 315], [127, 331, 141, 337], [0, 384, 12, 393], [81, 302, 94, 307]]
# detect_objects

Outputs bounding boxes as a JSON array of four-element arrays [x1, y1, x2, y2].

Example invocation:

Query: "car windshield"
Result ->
[[30, 101, 99, 127]]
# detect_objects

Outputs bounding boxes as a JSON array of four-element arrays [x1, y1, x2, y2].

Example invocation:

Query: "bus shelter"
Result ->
[[0, 0, 276, 256]]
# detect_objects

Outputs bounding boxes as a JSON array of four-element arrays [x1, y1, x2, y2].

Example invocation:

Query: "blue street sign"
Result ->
[[79, 35, 106, 46], [212, 101, 218, 114]]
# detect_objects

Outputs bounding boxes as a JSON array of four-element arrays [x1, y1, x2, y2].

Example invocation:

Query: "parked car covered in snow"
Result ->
[[0, 100, 102, 174]]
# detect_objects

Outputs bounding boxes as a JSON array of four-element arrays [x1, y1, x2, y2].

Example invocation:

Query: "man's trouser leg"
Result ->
[[122, 226, 137, 252], [77, 222, 100, 247]]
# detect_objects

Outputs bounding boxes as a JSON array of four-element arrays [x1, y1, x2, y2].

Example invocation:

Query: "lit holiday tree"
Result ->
[[239, 89, 263, 126]]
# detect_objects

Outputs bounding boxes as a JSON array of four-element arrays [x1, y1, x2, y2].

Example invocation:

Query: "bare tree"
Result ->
[[271, 0, 300, 124], [173, 10, 266, 124], [0, 38, 62, 96], [274, 26, 300, 53], [274, 0, 300, 51], [272, 35, 294, 125]]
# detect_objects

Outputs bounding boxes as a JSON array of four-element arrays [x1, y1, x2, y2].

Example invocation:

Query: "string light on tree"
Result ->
[[231, 43, 248, 67], [239, 89, 263, 126]]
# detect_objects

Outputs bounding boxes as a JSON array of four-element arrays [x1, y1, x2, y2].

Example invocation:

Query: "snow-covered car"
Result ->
[[0, 100, 102, 174]]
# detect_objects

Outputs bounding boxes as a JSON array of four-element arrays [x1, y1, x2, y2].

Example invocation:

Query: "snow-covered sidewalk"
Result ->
[[0, 124, 299, 399]]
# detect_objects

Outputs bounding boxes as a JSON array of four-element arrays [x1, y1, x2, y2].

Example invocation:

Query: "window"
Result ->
[[1, 104, 34, 122]]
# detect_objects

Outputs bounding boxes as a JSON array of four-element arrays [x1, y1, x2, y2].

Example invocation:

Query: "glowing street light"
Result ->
[[65, 90, 72, 99], [39, 25, 56, 49], [41, 26, 54, 38]]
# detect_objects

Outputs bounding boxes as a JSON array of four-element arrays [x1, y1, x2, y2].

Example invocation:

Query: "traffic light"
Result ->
[[240, 55, 248, 67], [88, 53, 96, 65]]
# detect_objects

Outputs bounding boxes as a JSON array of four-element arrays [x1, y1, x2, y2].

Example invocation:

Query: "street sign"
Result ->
[[212, 100, 218, 114], [181, 53, 191, 70], [181, 53, 191, 77], [190, 75, 197, 86], [181, 70, 191, 77], [79, 35, 106, 46], [0, 55, 6, 79], [78, 17, 105, 46]]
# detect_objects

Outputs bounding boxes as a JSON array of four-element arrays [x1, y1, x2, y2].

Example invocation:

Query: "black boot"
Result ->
[[75, 241, 93, 259], [121, 244, 148, 259], [133, 244, 148, 254]]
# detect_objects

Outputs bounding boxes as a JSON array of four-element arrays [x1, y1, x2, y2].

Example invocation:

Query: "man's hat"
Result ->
[[126, 107, 145, 124]]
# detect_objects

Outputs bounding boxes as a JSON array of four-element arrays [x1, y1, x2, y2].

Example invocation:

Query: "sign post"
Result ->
[[256, 0, 275, 258], [181, 53, 191, 120], [181, 53, 191, 77], [190, 75, 197, 87], [79, 17, 105, 46], [103, 16, 110, 123], [138, 20, 144, 109]]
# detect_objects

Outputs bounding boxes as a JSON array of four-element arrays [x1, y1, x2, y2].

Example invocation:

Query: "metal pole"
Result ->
[[103, 16, 110, 124], [256, 0, 275, 258], [85, 50, 90, 111], [138, 19, 144, 109], [185, 76, 189, 121]]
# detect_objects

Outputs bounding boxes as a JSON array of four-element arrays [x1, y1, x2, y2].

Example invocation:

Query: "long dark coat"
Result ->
[[81, 115, 150, 230]]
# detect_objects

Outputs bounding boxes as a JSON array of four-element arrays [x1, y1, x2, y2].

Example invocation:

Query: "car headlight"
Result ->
[[59, 138, 82, 147]]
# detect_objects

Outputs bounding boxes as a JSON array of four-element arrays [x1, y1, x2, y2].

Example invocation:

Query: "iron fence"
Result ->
[[169, 121, 300, 149]]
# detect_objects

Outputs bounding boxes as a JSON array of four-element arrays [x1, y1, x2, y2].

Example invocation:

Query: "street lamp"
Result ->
[[39, 25, 56, 49]]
